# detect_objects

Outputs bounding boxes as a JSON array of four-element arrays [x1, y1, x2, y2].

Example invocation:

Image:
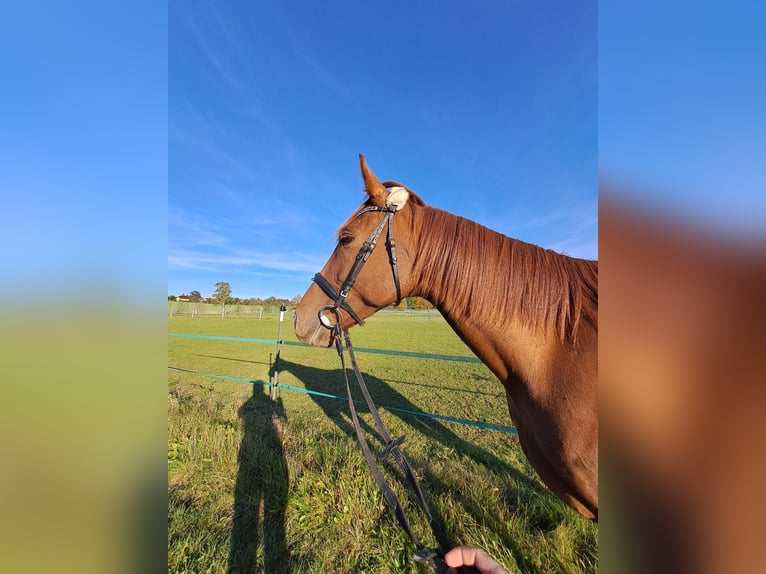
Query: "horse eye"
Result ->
[[339, 235, 354, 246]]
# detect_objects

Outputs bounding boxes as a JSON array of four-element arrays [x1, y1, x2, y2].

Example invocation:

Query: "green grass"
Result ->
[[168, 313, 597, 573]]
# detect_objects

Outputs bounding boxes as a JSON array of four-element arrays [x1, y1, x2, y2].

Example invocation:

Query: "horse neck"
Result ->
[[409, 205, 595, 384]]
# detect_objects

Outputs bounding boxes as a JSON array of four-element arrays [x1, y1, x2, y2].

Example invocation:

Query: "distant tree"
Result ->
[[290, 294, 302, 305], [189, 290, 202, 302], [212, 281, 232, 318], [411, 296, 433, 310], [168, 294, 176, 301], [400, 296, 432, 310]]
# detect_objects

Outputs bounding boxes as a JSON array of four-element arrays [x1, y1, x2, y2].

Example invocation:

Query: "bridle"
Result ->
[[308, 198, 480, 573], [312, 201, 401, 329]]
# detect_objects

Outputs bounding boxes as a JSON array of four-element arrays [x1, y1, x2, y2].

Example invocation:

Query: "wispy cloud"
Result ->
[[168, 209, 230, 248], [168, 248, 324, 274], [473, 196, 597, 259], [169, 206, 329, 275], [278, 20, 364, 113], [544, 205, 598, 259], [179, 7, 241, 92]]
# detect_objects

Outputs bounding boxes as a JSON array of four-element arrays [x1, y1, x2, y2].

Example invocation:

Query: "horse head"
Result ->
[[294, 155, 424, 347]]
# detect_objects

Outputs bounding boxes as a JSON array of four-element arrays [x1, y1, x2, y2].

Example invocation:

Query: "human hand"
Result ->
[[444, 546, 511, 574]]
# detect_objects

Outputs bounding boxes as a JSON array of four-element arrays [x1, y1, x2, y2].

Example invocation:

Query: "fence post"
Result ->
[[271, 305, 286, 401]]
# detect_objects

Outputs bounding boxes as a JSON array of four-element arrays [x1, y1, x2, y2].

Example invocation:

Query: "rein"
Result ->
[[330, 320, 479, 574], [312, 204, 479, 573]]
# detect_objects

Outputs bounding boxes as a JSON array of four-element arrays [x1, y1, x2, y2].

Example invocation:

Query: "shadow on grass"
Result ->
[[227, 383, 291, 573], [275, 358, 557, 554], [365, 376, 504, 398], [193, 353, 271, 367]]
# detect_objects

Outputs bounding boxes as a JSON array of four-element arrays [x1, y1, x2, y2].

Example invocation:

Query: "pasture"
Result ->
[[168, 312, 597, 573]]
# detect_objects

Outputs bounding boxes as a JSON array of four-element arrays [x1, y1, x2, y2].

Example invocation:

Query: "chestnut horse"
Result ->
[[294, 155, 598, 520]]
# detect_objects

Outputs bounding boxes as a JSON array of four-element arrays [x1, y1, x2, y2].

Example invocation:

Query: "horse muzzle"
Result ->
[[293, 308, 335, 347]]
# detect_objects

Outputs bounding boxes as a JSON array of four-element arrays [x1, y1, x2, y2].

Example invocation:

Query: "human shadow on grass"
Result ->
[[227, 382, 291, 574], [276, 358, 558, 554]]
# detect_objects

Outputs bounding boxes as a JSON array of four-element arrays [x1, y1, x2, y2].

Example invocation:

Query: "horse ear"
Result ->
[[359, 154, 387, 206], [386, 186, 410, 211]]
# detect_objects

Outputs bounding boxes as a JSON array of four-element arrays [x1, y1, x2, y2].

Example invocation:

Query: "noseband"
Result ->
[[312, 204, 402, 329]]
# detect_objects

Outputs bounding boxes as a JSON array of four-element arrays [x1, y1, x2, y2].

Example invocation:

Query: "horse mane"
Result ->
[[414, 205, 598, 343]]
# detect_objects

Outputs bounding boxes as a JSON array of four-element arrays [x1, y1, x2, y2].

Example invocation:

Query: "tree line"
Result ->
[[168, 293, 300, 307], [168, 281, 434, 310], [168, 282, 301, 308]]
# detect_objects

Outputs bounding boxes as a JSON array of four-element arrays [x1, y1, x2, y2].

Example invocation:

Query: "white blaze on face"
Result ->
[[386, 186, 409, 211]]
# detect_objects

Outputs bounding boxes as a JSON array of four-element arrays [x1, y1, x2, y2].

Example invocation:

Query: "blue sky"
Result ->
[[2, 2, 762, 306], [169, 1, 597, 300], [600, 1, 766, 233], [2, 2, 167, 302]]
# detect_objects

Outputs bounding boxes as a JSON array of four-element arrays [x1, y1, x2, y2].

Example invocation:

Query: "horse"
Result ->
[[294, 155, 598, 520]]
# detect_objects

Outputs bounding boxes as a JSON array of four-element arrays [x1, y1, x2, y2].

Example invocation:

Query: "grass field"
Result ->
[[168, 313, 597, 573]]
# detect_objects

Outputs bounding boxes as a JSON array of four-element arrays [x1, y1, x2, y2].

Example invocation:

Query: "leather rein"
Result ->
[[311, 204, 479, 574]]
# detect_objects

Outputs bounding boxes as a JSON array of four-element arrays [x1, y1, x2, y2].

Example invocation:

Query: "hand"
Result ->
[[444, 546, 511, 574]]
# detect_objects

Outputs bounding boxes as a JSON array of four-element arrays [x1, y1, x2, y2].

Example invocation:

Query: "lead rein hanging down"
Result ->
[[332, 321, 481, 574]]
